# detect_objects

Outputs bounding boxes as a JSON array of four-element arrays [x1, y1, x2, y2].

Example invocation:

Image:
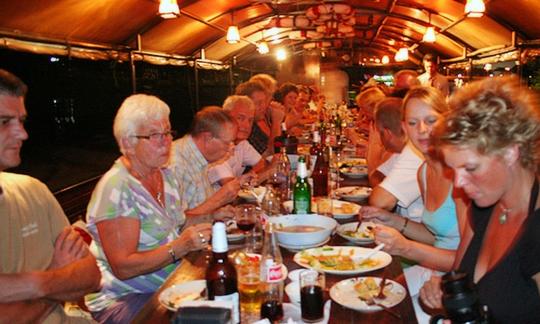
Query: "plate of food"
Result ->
[[282, 199, 361, 219], [340, 166, 368, 178], [336, 222, 376, 245], [339, 158, 367, 167], [335, 186, 372, 202], [238, 186, 266, 202], [329, 277, 406, 313], [159, 280, 206, 311], [293, 246, 391, 275]]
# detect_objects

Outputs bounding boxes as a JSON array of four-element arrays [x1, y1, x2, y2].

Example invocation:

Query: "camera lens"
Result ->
[[441, 271, 485, 323]]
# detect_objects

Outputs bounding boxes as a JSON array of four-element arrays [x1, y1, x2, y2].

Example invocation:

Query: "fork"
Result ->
[[359, 295, 401, 319]]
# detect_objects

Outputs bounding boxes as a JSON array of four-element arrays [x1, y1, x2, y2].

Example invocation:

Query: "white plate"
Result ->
[[159, 280, 206, 311], [340, 166, 368, 179], [282, 200, 360, 219], [336, 222, 376, 245], [340, 158, 367, 167], [237, 186, 266, 202], [293, 246, 392, 275], [279, 237, 331, 252], [329, 277, 406, 313], [335, 186, 372, 202]]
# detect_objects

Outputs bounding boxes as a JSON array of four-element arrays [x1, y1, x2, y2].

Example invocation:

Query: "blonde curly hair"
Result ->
[[435, 76, 540, 171]]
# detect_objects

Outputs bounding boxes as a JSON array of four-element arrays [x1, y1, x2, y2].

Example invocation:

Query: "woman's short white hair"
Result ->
[[223, 95, 255, 113], [113, 94, 170, 153]]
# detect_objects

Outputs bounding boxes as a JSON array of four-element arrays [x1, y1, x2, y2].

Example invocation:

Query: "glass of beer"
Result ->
[[237, 258, 262, 321], [300, 269, 325, 322]]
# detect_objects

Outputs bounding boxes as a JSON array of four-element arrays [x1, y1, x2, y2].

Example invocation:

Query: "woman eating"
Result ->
[[84, 94, 212, 323], [420, 77, 540, 323], [360, 86, 468, 321]]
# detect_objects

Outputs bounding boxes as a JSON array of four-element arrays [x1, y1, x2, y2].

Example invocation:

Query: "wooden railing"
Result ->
[[53, 175, 101, 224]]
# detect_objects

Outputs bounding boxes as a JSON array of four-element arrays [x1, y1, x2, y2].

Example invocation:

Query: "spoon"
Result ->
[[353, 243, 385, 263]]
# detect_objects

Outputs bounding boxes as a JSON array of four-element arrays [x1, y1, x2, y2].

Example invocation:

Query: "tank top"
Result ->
[[248, 122, 269, 154], [420, 163, 460, 250], [458, 179, 540, 323]]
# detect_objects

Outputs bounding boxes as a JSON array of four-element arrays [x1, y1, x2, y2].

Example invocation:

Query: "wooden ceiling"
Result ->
[[0, 0, 538, 68]]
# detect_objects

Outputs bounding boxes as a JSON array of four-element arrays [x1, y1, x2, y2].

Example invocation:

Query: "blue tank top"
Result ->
[[420, 163, 460, 250]]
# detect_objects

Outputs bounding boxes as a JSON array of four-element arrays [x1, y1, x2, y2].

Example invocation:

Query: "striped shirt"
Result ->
[[170, 135, 215, 209], [85, 159, 186, 312]]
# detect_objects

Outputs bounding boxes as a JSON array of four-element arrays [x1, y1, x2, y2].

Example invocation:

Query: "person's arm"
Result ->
[[360, 206, 435, 244], [374, 226, 454, 271], [369, 170, 385, 188], [0, 227, 100, 303], [368, 186, 398, 210], [186, 179, 240, 220], [96, 218, 211, 280], [0, 300, 56, 323]]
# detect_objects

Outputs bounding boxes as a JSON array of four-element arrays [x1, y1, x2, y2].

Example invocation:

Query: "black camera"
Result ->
[[431, 271, 489, 324]]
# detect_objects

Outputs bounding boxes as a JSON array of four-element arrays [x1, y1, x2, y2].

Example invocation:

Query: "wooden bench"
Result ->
[[53, 175, 101, 224]]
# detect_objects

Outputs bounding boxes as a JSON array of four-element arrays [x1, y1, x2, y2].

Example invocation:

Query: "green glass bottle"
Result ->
[[293, 156, 311, 214]]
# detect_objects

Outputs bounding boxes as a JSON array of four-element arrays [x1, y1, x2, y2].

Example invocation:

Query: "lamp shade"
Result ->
[[465, 0, 485, 18], [422, 26, 436, 43], [159, 0, 180, 19], [226, 26, 240, 44]]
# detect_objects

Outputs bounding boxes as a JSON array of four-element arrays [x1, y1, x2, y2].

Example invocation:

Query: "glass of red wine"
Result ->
[[235, 204, 257, 252], [300, 269, 326, 322]]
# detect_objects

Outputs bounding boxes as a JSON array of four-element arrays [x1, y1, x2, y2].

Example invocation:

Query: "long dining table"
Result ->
[[132, 231, 417, 323], [133, 151, 418, 323]]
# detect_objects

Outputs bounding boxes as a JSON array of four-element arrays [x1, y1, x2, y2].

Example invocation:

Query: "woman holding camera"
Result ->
[[420, 77, 540, 323]]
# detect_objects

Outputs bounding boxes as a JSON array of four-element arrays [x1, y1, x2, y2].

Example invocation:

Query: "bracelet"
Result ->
[[400, 218, 409, 234], [166, 242, 178, 263]]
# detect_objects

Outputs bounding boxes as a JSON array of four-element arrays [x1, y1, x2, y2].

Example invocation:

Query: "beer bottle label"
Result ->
[[265, 263, 283, 282], [215, 292, 240, 323], [294, 197, 310, 214]]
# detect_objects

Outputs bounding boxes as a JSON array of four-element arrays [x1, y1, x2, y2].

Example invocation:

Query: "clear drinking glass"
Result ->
[[235, 204, 257, 252]]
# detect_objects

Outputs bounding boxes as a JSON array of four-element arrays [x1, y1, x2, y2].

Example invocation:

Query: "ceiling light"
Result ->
[[388, 39, 396, 46], [159, 0, 180, 19], [276, 48, 287, 61], [227, 11, 240, 44], [382, 55, 389, 64], [395, 47, 409, 62], [227, 26, 240, 44], [465, 0, 485, 18], [257, 41, 269, 54], [423, 26, 436, 42]]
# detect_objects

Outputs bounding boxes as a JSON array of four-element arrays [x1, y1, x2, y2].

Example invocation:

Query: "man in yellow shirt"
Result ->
[[0, 69, 100, 323]]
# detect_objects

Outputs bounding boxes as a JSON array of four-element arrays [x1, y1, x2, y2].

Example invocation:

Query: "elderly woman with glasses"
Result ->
[[84, 94, 212, 324]]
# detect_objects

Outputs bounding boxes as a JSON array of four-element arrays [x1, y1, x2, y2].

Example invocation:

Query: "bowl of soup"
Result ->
[[268, 214, 337, 247]]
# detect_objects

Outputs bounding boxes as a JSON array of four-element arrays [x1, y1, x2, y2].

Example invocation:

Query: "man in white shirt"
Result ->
[[369, 98, 424, 223], [417, 54, 449, 97], [208, 95, 267, 187]]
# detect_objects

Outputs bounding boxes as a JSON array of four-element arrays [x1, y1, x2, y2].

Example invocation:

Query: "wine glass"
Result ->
[[235, 204, 257, 252]]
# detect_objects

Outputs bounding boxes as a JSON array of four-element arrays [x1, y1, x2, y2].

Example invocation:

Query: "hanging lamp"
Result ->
[[465, 0, 486, 18], [226, 11, 240, 44], [422, 13, 436, 43], [159, 0, 180, 19]]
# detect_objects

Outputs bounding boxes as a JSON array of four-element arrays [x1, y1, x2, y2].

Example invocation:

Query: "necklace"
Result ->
[[156, 191, 164, 207], [499, 208, 509, 225]]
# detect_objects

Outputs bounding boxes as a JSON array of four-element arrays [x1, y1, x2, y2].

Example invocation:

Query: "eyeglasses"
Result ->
[[133, 130, 177, 142], [213, 136, 235, 147]]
